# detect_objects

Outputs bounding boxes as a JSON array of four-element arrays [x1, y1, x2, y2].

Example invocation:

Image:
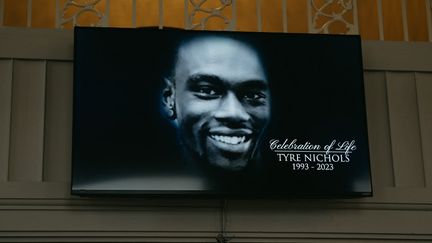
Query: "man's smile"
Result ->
[[206, 128, 253, 154], [210, 134, 247, 145]]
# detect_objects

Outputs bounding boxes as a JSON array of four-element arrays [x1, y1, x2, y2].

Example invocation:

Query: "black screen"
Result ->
[[71, 26, 372, 197]]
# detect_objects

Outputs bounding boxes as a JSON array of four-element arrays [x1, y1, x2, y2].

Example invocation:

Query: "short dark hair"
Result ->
[[156, 28, 267, 82]]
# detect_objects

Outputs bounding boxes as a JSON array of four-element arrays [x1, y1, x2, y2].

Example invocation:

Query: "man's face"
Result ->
[[171, 37, 270, 171]]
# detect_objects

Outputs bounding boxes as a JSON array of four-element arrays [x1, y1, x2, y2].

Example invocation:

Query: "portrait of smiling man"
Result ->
[[161, 34, 271, 175]]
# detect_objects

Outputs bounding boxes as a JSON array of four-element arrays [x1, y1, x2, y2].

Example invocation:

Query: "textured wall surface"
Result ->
[[0, 28, 432, 242]]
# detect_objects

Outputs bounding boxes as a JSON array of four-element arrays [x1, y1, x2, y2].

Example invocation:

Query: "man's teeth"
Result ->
[[211, 135, 246, 145]]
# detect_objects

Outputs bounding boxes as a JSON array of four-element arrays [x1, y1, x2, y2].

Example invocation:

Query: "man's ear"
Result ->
[[162, 78, 176, 120]]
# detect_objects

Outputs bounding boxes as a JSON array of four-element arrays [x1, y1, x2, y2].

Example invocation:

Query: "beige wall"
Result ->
[[0, 27, 432, 242]]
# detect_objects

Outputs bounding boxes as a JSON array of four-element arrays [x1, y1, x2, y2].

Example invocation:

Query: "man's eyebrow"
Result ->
[[186, 74, 268, 90], [186, 74, 224, 85], [235, 80, 269, 90]]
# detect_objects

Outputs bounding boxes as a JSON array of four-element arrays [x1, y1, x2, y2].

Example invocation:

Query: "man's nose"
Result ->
[[214, 92, 250, 123]]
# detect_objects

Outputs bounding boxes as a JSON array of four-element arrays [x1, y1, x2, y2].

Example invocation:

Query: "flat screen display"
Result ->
[[71, 26, 372, 197]]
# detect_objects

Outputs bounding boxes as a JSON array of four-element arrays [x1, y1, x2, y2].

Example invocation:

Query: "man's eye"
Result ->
[[244, 91, 265, 100], [244, 92, 263, 100], [242, 91, 267, 105], [199, 87, 216, 95], [193, 86, 221, 99]]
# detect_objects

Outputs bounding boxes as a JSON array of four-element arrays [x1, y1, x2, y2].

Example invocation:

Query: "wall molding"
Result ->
[[1, 28, 432, 71], [0, 28, 73, 61], [362, 40, 432, 72], [0, 232, 431, 242]]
